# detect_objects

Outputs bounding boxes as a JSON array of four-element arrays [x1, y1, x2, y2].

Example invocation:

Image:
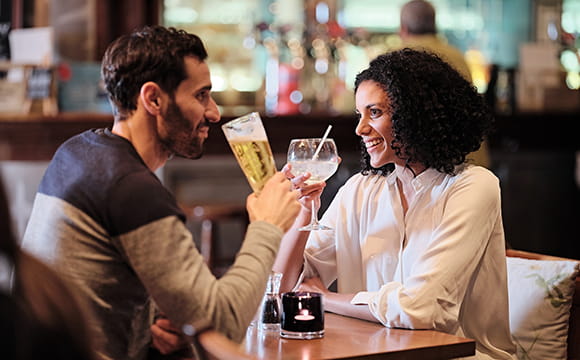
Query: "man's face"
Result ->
[[158, 56, 220, 159]]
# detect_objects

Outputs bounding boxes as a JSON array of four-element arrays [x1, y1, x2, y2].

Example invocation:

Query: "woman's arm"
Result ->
[[298, 277, 378, 323], [272, 213, 311, 293], [273, 165, 326, 293]]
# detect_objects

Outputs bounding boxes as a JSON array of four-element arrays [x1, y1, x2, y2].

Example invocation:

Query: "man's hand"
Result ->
[[150, 317, 192, 358], [246, 171, 301, 233]]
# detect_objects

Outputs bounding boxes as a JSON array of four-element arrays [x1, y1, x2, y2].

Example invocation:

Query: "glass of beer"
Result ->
[[222, 112, 277, 193]]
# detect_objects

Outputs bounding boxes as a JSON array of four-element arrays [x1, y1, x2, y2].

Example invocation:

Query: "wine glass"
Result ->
[[287, 138, 339, 231]]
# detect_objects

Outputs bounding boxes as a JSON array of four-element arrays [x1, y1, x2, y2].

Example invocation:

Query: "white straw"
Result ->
[[312, 125, 333, 160]]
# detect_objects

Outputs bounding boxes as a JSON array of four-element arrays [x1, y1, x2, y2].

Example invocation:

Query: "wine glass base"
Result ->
[[299, 224, 333, 231]]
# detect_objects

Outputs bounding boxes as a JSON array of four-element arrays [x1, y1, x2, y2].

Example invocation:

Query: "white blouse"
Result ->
[[303, 164, 516, 359]]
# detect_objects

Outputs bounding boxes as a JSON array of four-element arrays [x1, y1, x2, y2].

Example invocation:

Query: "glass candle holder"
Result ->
[[280, 292, 324, 339]]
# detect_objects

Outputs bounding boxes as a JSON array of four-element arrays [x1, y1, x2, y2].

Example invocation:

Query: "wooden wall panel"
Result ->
[[95, 0, 161, 61]]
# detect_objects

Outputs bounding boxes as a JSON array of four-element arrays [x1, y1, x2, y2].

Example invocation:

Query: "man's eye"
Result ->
[[196, 91, 209, 101]]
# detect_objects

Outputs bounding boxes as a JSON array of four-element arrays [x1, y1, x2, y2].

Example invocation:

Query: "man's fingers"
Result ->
[[151, 324, 186, 349], [152, 335, 173, 355], [154, 318, 181, 333]]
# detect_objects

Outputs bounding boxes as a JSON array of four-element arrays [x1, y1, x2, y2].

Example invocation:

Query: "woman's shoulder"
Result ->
[[451, 164, 500, 193], [335, 172, 391, 200], [458, 164, 498, 182]]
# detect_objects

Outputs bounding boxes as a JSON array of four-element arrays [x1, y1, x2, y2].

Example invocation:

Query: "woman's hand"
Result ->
[[297, 276, 329, 295], [297, 278, 376, 322], [282, 164, 326, 214]]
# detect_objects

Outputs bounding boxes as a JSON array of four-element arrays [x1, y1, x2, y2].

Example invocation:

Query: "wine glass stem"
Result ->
[[310, 200, 319, 226]]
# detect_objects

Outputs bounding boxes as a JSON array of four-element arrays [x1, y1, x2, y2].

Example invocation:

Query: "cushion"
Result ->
[[507, 257, 580, 360]]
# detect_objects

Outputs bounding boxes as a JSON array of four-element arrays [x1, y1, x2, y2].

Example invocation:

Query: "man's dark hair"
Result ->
[[101, 25, 208, 118], [400, 0, 437, 35], [354, 48, 493, 175]]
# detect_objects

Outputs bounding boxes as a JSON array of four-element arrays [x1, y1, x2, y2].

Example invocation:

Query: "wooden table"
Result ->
[[243, 313, 475, 360]]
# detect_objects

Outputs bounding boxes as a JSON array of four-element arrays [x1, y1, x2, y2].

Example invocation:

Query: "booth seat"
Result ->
[[506, 249, 580, 360]]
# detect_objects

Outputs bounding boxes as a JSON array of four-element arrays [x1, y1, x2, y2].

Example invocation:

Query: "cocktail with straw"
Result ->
[[287, 125, 339, 231]]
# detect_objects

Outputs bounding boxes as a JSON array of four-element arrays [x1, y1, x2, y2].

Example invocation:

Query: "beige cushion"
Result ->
[[507, 257, 579, 360]]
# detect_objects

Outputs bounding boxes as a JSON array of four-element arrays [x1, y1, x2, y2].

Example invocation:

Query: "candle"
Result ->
[[294, 310, 315, 321], [281, 292, 325, 339]]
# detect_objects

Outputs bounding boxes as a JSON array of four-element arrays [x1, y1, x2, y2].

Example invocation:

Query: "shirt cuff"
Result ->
[[350, 291, 375, 305]]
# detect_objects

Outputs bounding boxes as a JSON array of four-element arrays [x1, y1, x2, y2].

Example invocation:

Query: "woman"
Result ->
[[275, 48, 516, 359]]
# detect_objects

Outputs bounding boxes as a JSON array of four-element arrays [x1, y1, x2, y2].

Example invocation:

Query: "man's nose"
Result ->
[[205, 97, 220, 123]]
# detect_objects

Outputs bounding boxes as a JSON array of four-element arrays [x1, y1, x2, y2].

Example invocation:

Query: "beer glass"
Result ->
[[222, 112, 277, 193]]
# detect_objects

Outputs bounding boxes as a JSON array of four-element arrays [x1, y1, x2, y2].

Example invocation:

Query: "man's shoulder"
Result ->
[[37, 128, 178, 234], [59, 127, 104, 146], [399, 35, 472, 81], [42, 128, 144, 194]]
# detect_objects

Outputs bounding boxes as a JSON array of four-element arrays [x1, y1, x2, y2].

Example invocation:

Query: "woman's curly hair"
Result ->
[[354, 48, 494, 175]]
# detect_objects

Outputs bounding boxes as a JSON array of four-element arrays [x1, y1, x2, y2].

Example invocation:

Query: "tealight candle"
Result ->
[[281, 292, 324, 339], [294, 310, 315, 321]]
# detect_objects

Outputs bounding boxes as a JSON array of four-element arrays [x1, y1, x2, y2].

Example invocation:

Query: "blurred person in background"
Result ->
[[21, 25, 300, 360], [399, 0, 471, 81], [0, 176, 95, 360], [398, 0, 490, 168]]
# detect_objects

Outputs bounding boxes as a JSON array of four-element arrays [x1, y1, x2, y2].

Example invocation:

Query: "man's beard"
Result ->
[[158, 100, 205, 160]]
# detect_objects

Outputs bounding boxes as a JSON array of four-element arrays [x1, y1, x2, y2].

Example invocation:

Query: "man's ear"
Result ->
[[140, 82, 163, 115]]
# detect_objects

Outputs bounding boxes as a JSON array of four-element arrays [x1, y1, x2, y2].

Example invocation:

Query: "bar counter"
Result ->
[[0, 110, 578, 161], [243, 312, 475, 359]]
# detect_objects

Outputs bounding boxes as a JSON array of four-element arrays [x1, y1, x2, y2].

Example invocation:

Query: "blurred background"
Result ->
[[0, 0, 578, 273]]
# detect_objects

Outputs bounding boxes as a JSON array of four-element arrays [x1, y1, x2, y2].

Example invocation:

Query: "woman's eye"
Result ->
[[370, 108, 382, 118]]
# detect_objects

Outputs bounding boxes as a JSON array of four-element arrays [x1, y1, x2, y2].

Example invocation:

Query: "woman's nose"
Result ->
[[355, 117, 368, 136]]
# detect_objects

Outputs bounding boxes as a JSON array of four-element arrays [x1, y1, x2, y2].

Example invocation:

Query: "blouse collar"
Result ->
[[388, 164, 441, 194]]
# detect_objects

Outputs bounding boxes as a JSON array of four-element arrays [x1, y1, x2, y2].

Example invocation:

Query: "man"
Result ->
[[398, 0, 490, 168], [22, 25, 301, 360], [399, 0, 472, 81]]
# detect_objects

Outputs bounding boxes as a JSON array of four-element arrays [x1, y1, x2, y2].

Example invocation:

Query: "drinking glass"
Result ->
[[222, 112, 277, 193], [287, 138, 339, 231], [257, 272, 283, 332]]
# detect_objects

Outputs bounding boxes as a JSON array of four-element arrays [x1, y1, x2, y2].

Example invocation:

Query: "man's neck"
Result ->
[[400, 32, 436, 42], [111, 112, 169, 172]]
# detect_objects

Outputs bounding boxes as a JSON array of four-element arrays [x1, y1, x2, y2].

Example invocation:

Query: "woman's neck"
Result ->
[[394, 162, 426, 179], [394, 164, 424, 215]]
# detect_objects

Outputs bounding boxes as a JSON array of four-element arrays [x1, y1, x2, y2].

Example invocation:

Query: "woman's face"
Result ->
[[355, 80, 400, 168]]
